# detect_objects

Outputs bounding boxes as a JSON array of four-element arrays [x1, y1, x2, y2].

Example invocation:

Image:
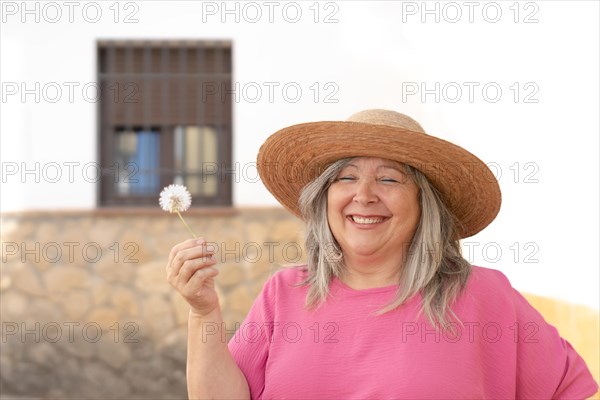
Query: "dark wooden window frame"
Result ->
[[96, 40, 233, 208]]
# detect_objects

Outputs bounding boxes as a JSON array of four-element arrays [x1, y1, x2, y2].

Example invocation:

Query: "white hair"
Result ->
[[298, 157, 471, 330]]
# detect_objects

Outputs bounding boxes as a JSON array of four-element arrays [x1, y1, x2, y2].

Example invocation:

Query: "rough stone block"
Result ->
[[112, 286, 139, 316], [226, 285, 253, 316], [96, 333, 132, 370], [86, 307, 120, 330], [63, 289, 92, 320], [13, 264, 45, 296], [0, 290, 29, 320], [93, 252, 136, 283], [217, 263, 245, 288], [136, 260, 170, 294], [88, 220, 124, 249], [44, 265, 91, 294]]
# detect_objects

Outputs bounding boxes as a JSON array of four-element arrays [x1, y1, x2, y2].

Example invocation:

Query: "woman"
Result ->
[[166, 110, 598, 399]]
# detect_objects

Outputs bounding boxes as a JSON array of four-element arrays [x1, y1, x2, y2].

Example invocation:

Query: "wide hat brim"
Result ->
[[257, 112, 501, 238]]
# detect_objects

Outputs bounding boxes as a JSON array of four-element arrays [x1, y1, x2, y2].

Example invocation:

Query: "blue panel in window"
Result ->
[[131, 130, 159, 194]]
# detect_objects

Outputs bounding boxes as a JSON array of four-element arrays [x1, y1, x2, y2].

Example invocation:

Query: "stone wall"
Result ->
[[1, 209, 598, 399], [0, 208, 305, 399]]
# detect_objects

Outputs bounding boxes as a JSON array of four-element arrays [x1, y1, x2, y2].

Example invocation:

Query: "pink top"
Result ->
[[228, 265, 598, 399]]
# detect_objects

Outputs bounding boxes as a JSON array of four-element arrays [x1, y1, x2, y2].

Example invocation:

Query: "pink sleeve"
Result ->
[[227, 275, 276, 400], [500, 274, 598, 399]]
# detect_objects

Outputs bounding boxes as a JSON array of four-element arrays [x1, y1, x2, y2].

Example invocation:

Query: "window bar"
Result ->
[[144, 40, 157, 195], [125, 42, 134, 133], [161, 41, 170, 183], [107, 41, 116, 204], [178, 42, 187, 125], [124, 42, 138, 199], [197, 42, 205, 198], [215, 42, 224, 201], [178, 42, 188, 188], [143, 41, 152, 132]]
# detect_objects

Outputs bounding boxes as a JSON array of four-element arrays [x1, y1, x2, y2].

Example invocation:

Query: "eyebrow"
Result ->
[[345, 163, 405, 172], [378, 164, 405, 173]]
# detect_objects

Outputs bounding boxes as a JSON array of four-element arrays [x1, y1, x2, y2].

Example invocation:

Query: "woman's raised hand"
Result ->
[[166, 238, 220, 317]]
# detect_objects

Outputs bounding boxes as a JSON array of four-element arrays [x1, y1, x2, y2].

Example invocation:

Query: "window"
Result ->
[[97, 40, 233, 207]]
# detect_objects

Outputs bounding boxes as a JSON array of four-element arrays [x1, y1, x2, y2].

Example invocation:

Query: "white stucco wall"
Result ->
[[1, 1, 598, 309]]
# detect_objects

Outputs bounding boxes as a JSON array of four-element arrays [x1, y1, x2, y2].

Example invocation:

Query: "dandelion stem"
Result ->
[[176, 210, 196, 238]]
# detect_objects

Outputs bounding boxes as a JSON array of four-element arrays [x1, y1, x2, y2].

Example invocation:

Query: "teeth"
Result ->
[[351, 216, 384, 224]]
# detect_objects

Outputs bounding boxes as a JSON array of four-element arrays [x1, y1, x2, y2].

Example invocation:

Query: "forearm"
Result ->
[[187, 308, 250, 400]]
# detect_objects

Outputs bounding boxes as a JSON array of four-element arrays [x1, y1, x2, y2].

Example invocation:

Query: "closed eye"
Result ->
[[336, 176, 355, 182]]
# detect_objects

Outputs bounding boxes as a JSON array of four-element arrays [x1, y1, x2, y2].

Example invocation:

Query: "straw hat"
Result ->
[[257, 109, 501, 238]]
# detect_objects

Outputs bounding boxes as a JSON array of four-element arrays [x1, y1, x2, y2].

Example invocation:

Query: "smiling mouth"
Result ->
[[349, 215, 387, 224]]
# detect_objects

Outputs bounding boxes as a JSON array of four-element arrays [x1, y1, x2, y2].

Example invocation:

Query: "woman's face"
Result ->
[[327, 157, 421, 261]]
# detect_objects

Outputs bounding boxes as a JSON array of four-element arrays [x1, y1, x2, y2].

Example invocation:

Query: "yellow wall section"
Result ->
[[523, 293, 599, 399]]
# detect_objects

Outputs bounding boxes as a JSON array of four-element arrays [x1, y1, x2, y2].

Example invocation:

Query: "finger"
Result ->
[[185, 266, 219, 293], [168, 240, 216, 278], [167, 237, 206, 270], [178, 255, 218, 285], [172, 244, 214, 274], [167, 247, 217, 287]]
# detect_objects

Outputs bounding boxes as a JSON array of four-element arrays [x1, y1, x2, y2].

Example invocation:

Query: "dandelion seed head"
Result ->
[[159, 184, 192, 213]]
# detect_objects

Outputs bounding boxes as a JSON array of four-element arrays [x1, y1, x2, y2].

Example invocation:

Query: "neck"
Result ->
[[340, 253, 404, 290]]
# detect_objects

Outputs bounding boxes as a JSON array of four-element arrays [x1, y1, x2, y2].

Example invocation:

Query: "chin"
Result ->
[[345, 244, 380, 257]]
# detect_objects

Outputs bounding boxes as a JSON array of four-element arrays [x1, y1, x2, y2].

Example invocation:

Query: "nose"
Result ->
[[353, 180, 378, 205]]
